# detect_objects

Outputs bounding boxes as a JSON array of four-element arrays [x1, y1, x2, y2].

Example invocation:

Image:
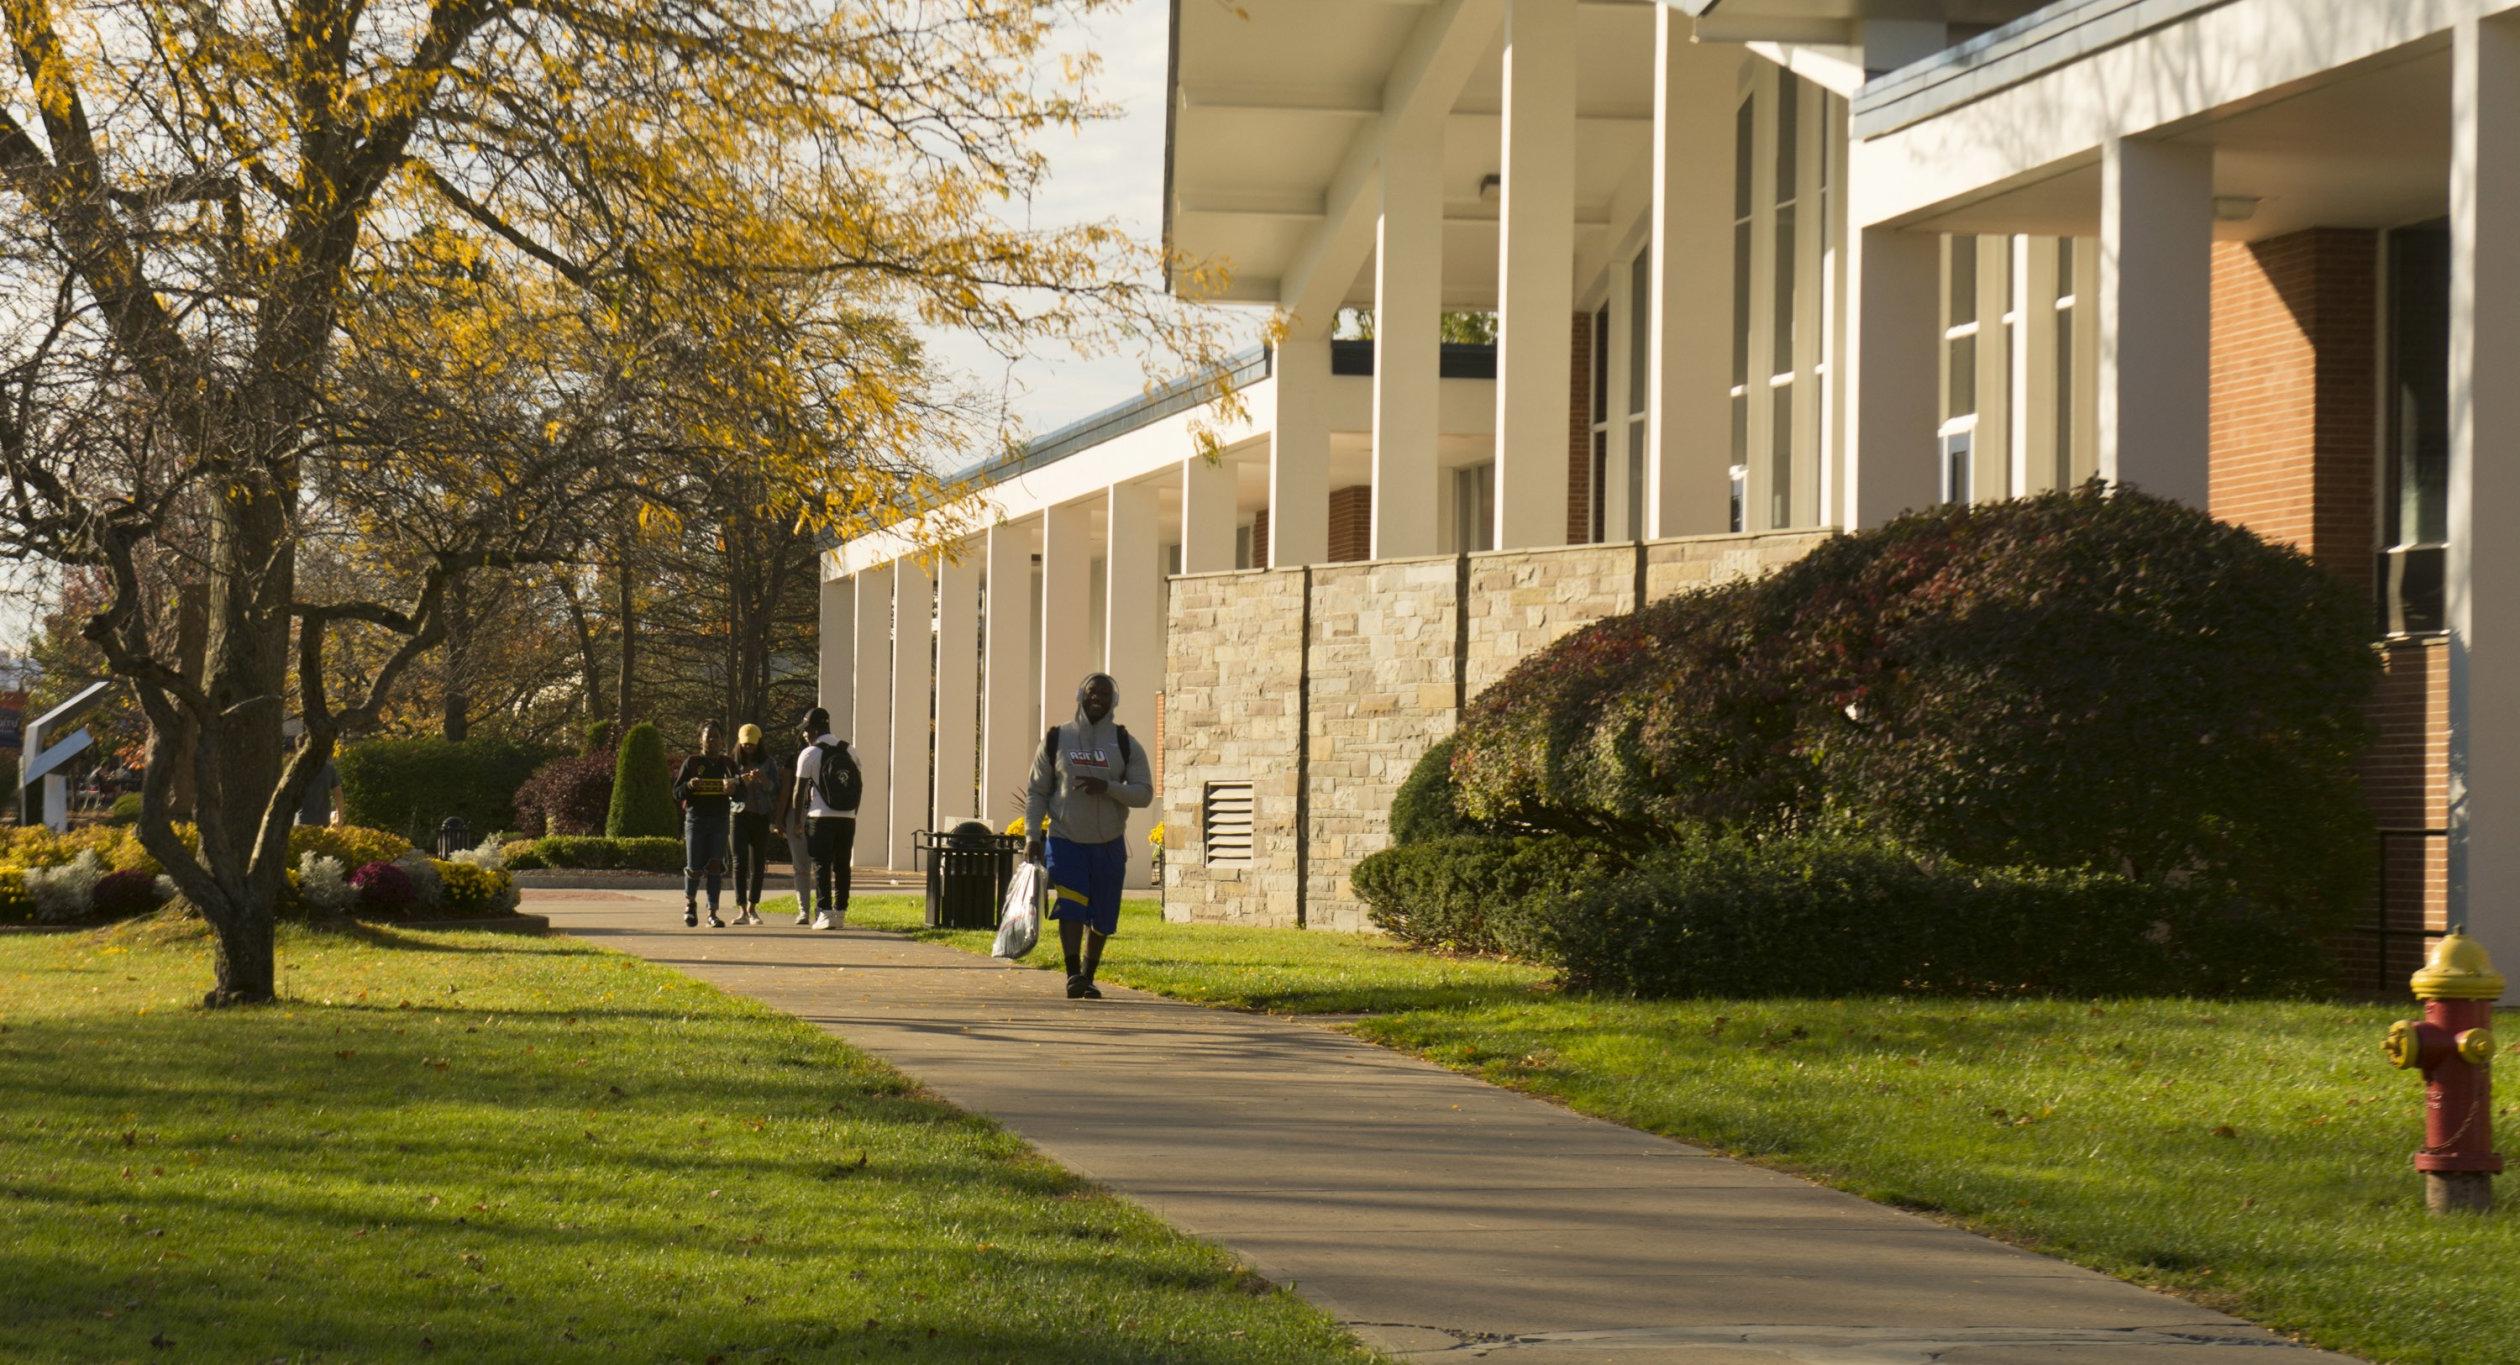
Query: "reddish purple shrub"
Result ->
[[514, 754, 615, 836], [92, 869, 164, 920], [350, 860, 417, 915]]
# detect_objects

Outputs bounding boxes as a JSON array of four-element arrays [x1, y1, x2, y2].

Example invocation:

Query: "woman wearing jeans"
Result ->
[[673, 722, 737, 928], [727, 724, 778, 926]]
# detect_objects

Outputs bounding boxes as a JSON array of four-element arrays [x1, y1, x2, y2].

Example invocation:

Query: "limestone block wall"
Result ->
[[1164, 529, 1826, 929]]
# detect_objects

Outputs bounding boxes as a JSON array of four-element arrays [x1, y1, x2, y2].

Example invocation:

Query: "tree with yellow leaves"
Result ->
[[0, 0, 1233, 1003]]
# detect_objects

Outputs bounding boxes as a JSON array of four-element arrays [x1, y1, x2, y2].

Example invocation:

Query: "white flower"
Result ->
[[27, 851, 106, 922], [450, 836, 507, 872], [296, 853, 356, 914]]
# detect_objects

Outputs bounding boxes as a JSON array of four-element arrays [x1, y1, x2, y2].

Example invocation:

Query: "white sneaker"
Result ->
[[795, 908, 813, 926], [812, 913, 835, 930]]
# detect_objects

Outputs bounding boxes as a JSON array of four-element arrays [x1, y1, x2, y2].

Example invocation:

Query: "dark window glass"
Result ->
[[1592, 307, 1610, 421], [2386, 221, 2451, 549], [1772, 207, 1796, 374], [1943, 431, 1973, 505], [2053, 322, 2075, 489], [1629, 245, 1651, 415], [1626, 425, 1646, 541], [1775, 74, 1799, 201], [1591, 431, 1608, 543], [1731, 222, 1752, 386], [1947, 333, 1975, 418], [1730, 392, 1748, 467], [2055, 237, 2076, 300], [1770, 386, 1794, 527], [1948, 235, 1978, 327], [1734, 96, 1754, 220]]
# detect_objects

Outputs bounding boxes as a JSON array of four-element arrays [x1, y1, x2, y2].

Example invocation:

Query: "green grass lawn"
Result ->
[[826, 893, 2510, 1365], [0, 916, 1367, 1363]]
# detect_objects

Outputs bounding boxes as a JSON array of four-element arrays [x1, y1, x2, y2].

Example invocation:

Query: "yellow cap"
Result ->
[[2412, 933, 2506, 1002], [736, 723, 764, 747]]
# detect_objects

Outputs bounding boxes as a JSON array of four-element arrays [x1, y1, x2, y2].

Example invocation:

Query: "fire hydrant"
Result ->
[[2384, 933, 2503, 1214]]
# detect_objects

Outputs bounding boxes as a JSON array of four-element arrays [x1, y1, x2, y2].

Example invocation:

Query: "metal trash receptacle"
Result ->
[[916, 821, 1022, 929]]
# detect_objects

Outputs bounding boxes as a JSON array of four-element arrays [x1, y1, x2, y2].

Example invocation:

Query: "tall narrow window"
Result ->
[[1768, 73, 1800, 527], [2053, 237, 2077, 490], [1627, 244, 1651, 541], [1590, 306, 1611, 543], [1729, 92, 1753, 533], [1939, 234, 1980, 503], [2383, 220, 2451, 635]]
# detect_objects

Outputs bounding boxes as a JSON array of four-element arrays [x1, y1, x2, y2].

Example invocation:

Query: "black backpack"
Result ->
[[1044, 724, 1134, 776], [812, 740, 864, 813]]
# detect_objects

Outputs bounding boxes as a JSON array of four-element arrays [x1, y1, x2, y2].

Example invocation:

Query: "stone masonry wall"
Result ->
[[1164, 529, 1825, 930], [1161, 568, 1306, 927]]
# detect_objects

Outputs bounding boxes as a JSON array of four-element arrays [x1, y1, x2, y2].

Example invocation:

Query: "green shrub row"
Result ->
[[501, 835, 683, 871], [1350, 834, 1625, 958], [339, 738, 557, 845]]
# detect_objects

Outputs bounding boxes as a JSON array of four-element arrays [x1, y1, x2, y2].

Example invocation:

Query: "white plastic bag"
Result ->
[[992, 860, 1043, 960]]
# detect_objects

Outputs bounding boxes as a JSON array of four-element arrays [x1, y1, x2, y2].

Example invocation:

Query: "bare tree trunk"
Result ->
[[556, 571, 606, 728], [162, 581, 208, 819], [441, 572, 470, 742], [196, 480, 295, 1007]]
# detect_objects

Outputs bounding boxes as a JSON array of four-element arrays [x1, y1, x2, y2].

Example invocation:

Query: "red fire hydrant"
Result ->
[[2384, 933, 2503, 1214]]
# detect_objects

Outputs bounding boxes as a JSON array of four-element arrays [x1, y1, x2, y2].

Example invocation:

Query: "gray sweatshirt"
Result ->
[[1024, 704, 1153, 846]]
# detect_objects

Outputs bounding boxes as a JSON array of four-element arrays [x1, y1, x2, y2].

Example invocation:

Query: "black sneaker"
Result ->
[[1079, 981, 1103, 1000], [1065, 974, 1088, 1000], [683, 906, 698, 928], [706, 911, 725, 928]]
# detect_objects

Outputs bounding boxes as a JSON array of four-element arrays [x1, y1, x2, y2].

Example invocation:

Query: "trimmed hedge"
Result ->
[[1549, 832, 2334, 1000], [515, 754, 615, 837], [1450, 486, 2379, 925], [1389, 736, 1483, 846], [501, 835, 683, 872], [606, 724, 676, 838], [1350, 833, 1627, 959], [338, 738, 555, 845]]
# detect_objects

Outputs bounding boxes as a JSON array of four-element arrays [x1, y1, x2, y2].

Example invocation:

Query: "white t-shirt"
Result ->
[[794, 735, 861, 818]]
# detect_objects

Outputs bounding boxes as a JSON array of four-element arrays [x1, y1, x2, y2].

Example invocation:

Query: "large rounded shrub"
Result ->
[[1389, 736, 1482, 845], [516, 753, 616, 836], [606, 723, 677, 838], [1449, 487, 2378, 925], [1351, 833, 1625, 958]]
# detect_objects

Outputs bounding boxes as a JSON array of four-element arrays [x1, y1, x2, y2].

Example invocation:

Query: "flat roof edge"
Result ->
[[1851, 0, 2237, 138]]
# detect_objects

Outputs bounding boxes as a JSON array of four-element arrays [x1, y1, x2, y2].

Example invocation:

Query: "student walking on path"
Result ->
[[778, 738, 818, 927], [675, 722, 738, 928], [1025, 672, 1153, 1000], [790, 707, 862, 931], [728, 724, 779, 926]]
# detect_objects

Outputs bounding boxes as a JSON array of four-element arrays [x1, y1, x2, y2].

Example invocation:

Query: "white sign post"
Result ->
[[20, 681, 114, 833]]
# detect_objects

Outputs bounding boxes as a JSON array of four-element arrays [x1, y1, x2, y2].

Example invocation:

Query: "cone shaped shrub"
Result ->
[[1448, 485, 2379, 926], [606, 723, 677, 838]]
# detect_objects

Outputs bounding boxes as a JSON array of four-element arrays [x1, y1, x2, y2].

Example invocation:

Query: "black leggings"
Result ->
[[731, 812, 773, 907]]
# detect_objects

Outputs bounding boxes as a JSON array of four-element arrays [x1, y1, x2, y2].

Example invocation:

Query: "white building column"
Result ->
[[982, 520, 1038, 830], [1105, 481, 1164, 889], [1645, 7, 1737, 538], [933, 547, 982, 827], [817, 570, 853, 728], [1373, 103, 1445, 559], [1844, 225, 1942, 528], [2097, 137, 2212, 508], [2449, 13, 2520, 965], [888, 559, 934, 870], [1270, 339, 1331, 567], [1180, 454, 1239, 574], [849, 563, 893, 865], [1040, 498, 1097, 736], [1493, 0, 1576, 550]]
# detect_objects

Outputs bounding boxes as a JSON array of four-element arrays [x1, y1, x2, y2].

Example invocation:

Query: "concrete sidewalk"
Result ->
[[529, 890, 2350, 1363]]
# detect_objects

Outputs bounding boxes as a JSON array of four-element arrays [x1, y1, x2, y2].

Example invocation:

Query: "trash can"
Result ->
[[434, 816, 472, 859], [916, 821, 1022, 930]]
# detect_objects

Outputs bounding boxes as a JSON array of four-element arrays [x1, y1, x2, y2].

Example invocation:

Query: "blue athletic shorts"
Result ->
[[1044, 836, 1127, 937]]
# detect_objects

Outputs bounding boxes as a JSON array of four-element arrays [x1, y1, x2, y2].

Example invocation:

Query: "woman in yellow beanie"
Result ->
[[728, 722, 779, 926]]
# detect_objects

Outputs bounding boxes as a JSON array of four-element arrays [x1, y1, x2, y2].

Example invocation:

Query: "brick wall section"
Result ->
[[1303, 556, 1462, 931], [1328, 485, 1373, 564], [1161, 569, 1305, 926], [1249, 508, 1269, 570], [1568, 312, 1594, 543], [2208, 229, 2377, 594], [1165, 529, 1825, 930], [2343, 636, 2451, 991]]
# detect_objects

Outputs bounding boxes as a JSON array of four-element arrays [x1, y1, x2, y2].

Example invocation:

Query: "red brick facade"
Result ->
[[2208, 226, 2443, 984], [1568, 312, 1595, 543], [1249, 508, 1269, 570], [1328, 485, 1373, 563]]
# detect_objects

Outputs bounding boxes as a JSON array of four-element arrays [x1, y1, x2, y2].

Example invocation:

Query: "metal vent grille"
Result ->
[[1201, 781, 1255, 867]]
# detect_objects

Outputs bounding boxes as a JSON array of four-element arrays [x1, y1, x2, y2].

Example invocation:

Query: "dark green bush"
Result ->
[[606, 723, 676, 838], [338, 738, 555, 845], [583, 720, 615, 756], [107, 793, 142, 826], [521, 835, 681, 871], [1448, 486, 2378, 925], [1548, 832, 2333, 1000], [1351, 833, 1627, 959], [1390, 736, 1483, 845]]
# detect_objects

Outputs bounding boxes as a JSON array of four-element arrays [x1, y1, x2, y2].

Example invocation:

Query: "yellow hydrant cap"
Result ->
[[2411, 933, 2506, 1002]]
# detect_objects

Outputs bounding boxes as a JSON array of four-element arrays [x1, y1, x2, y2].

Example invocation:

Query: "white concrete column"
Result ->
[[1493, 0, 1576, 550], [1040, 498, 1097, 737], [1844, 225, 1942, 528], [933, 547, 982, 827], [1105, 481, 1164, 889], [2449, 14, 2520, 963], [1646, 8, 1738, 538], [817, 570, 853, 728], [1180, 454, 1239, 574], [888, 559, 934, 870], [849, 564, 893, 864], [2097, 137, 2212, 508], [1373, 104, 1445, 559], [1269, 339, 1331, 567], [982, 520, 1038, 829]]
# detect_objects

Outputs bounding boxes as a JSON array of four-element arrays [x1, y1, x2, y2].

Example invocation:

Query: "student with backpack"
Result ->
[[674, 721, 738, 928], [788, 706, 862, 931], [1023, 672, 1152, 999]]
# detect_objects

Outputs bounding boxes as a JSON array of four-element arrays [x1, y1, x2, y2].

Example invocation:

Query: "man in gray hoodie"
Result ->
[[1025, 672, 1154, 999]]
